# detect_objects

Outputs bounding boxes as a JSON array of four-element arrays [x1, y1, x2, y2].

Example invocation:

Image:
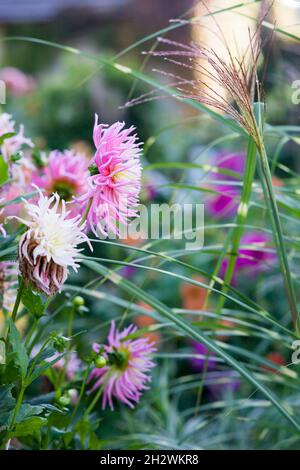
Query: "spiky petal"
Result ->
[[12, 189, 91, 295], [78, 115, 142, 237]]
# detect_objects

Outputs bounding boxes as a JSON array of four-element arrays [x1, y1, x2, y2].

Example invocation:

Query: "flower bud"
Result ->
[[67, 388, 79, 406], [94, 355, 107, 369], [52, 334, 66, 353], [72, 296, 85, 308], [58, 394, 71, 407]]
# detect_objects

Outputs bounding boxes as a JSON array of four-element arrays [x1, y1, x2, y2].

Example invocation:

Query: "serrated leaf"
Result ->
[[21, 283, 48, 318], [12, 416, 47, 437], [8, 319, 29, 380], [0, 385, 15, 427]]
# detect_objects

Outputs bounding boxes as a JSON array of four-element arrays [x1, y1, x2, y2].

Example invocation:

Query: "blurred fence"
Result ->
[[0, 0, 132, 23]]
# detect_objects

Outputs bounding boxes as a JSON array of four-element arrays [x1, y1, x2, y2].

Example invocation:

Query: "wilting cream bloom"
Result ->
[[12, 189, 91, 295]]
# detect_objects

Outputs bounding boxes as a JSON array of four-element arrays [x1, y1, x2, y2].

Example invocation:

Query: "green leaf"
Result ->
[[0, 132, 15, 145], [27, 352, 66, 385], [8, 319, 29, 379], [12, 416, 47, 437], [0, 155, 9, 186], [21, 283, 48, 318], [0, 385, 15, 427]]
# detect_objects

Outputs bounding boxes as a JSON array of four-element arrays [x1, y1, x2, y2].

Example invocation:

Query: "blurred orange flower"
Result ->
[[180, 276, 208, 311], [135, 301, 160, 344], [263, 352, 285, 374]]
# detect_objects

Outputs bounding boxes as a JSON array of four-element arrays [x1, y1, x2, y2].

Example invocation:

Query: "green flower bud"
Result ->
[[52, 334, 66, 353], [72, 296, 85, 308], [94, 355, 107, 369], [58, 395, 71, 407]]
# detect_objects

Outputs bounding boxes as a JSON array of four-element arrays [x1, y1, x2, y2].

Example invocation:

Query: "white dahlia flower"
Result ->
[[13, 189, 91, 295]]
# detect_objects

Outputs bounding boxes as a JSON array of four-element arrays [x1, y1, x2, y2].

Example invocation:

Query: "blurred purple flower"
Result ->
[[190, 342, 241, 397], [119, 266, 137, 279], [190, 341, 217, 371], [220, 232, 276, 281], [206, 371, 241, 398], [206, 152, 245, 218]]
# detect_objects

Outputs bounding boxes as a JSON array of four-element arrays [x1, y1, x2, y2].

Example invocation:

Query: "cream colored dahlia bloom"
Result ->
[[14, 189, 91, 295]]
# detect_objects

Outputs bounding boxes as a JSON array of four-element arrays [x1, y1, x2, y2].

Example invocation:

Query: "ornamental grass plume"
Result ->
[[12, 189, 91, 296], [88, 321, 156, 410], [78, 114, 142, 237], [141, 5, 266, 148]]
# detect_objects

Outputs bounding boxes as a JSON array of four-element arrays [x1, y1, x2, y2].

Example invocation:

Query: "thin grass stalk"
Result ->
[[215, 132, 257, 313], [257, 145, 299, 330], [253, 103, 300, 331]]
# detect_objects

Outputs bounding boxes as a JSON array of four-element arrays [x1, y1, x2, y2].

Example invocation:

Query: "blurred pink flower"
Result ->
[[33, 150, 89, 216], [31, 347, 81, 381], [220, 232, 276, 281], [0, 67, 36, 96], [78, 114, 142, 236], [0, 113, 33, 162], [206, 152, 244, 218], [53, 352, 81, 381], [0, 184, 23, 219], [88, 320, 156, 410]]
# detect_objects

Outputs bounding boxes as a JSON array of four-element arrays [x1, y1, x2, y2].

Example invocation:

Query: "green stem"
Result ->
[[85, 381, 106, 417], [9, 381, 26, 432], [70, 364, 91, 424], [254, 103, 299, 330], [80, 197, 93, 227], [258, 142, 299, 330], [11, 277, 24, 323], [24, 318, 38, 348], [216, 134, 257, 312]]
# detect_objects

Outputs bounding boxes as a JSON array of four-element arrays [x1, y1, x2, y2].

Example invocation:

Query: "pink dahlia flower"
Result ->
[[0, 67, 36, 96], [0, 183, 24, 221], [220, 232, 276, 282], [78, 115, 142, 236], [88, 321, 156, 410], [33, 150, 89, 214], [206, 152, 244, 218]]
